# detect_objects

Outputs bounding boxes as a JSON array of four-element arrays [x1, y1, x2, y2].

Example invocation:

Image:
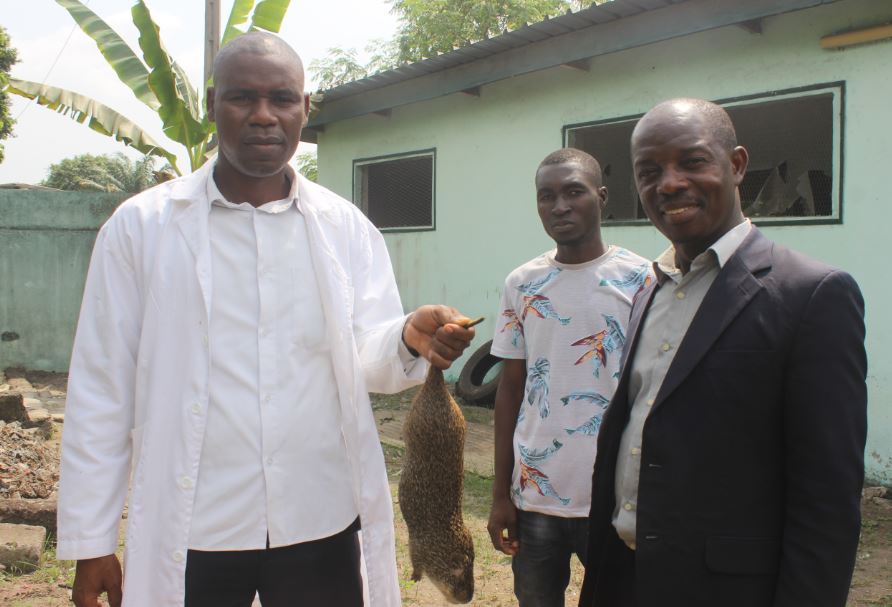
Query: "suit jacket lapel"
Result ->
[[653, 228, 772, 408]]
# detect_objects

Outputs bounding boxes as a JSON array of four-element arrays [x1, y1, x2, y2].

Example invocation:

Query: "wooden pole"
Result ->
[[203, 0, 221, 88]]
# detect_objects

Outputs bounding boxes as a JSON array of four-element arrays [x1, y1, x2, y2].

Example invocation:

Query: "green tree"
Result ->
[[296, 151, 318, 182], [309, 48, 368, 92], [390, 0, 572, 62], [0, 26, 19, 164], [2, 0, 291, 175], [43, 152, 163, 192], [309, 1, 610, 90]]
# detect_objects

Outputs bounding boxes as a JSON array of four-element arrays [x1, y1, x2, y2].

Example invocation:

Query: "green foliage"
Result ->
[[309, 1, 609, 90], [309, 48, 369, 92], [43, 152, 163, 192], [390, 0, 572, 62], [0, 25, 19, 164], [2, 0, 292, 175], [296, 151, 318, 182]]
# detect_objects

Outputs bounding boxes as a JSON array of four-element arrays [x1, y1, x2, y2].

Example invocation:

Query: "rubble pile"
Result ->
[[0, 422, 59, 499]]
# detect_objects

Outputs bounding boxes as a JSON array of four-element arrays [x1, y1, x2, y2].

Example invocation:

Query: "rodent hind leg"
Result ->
[[408, 535, 425, 582]]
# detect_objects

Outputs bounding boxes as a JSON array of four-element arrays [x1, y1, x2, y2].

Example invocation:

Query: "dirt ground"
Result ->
[[1, 379, 890, 606]]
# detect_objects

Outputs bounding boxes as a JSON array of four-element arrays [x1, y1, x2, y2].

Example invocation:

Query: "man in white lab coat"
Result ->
[[57, 32, 477, 607]]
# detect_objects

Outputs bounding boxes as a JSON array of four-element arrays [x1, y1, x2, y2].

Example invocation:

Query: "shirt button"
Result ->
[[631, 447, 641, 456], [179, 476, 193, 489], [661, 343, 671, 352], [172, 550, 185, 563], [266, 457, 274, 466], [676, 291, 686, 300], [201, 334, 208, 345], [263, 394, 272, 404], [191, 403, 201, 414], [647, 398, 655, 406], [624, 502, 634, 511]]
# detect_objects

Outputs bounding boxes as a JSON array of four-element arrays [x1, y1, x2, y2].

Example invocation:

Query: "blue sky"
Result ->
[[1, 0, 399, 183]]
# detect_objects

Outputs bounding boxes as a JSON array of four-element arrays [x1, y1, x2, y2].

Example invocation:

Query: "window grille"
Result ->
[[353, 150, 435, 231], [564, 83, 843, 225]]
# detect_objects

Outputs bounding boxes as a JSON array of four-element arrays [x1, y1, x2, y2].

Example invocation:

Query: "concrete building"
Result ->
[[307, 0, 892, 483]]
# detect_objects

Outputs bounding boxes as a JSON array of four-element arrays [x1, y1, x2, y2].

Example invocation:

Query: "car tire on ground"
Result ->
[[455, 339, 502, 408]]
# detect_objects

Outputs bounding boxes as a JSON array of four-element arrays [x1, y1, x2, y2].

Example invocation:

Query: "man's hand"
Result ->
[[402, 305, 478, 369], [72, 554, 123, 607], [487, 495, 520, 556]]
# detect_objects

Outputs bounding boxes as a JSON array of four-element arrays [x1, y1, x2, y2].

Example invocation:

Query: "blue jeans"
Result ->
[[512, 509, 590, 607]]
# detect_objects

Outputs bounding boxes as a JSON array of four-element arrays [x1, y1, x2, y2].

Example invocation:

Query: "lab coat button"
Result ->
[[179, 477, 193, 489], [191, 403, 201, 414], [661, 343, 671, 352], [172, 550, 184, 563]]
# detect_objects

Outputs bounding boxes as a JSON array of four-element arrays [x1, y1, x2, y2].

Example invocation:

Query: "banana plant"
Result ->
[[3, 0, 292, 175]]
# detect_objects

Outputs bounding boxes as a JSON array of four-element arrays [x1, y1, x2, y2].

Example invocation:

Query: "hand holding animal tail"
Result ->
[[398, 365, 475, 604], [402, 306, 480, 369]]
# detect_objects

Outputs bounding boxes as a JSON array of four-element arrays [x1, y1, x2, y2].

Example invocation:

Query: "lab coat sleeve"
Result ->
[[351, 216, 428, 394], [56, 210, 142, 560]]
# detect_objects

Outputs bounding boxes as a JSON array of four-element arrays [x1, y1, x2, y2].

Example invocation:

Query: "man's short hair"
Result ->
[[638, 98, 738, 151], [538, 148, 603, 183], [212, 31, 303, 83]]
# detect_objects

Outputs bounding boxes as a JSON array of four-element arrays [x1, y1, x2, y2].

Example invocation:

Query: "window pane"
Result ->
[[356, 154, 434, 230], [565, 86, 839, 222]]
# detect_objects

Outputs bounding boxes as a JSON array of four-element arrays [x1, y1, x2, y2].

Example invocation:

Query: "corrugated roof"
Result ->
[[318, 0, 687, 101]]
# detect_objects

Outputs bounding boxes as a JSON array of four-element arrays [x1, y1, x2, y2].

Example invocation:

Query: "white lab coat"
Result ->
[[57, 161, 425, 606]]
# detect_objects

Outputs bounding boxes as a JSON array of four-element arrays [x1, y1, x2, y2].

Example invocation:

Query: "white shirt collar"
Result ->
[[654, 219, 752, 278], [205, 160, 301, 214]]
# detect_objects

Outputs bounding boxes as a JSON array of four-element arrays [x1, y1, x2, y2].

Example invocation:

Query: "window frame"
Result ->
[[352, 148, 437, 233], [562, 81, 846, 227]]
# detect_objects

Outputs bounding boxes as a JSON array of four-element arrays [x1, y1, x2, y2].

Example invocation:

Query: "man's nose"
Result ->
[[656, 166, 688, 195], [249, 97, 277, 125], [553, 195, 571, 214]]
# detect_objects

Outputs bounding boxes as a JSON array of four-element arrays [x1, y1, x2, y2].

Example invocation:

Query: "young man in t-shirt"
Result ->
[[487, 148, 653, 606]]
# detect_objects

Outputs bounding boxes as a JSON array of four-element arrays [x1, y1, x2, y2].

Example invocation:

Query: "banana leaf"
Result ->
[[131, 1, 207, 169], [250, 0, 292, 33], [6, 78, 180, 173], [55, 0, 160, 111], [171, 61, 202, 123], [222, 0, 256, 47]]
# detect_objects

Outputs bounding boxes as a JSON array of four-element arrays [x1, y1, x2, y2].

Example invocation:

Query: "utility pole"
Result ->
[[203, 0, 221, 88]]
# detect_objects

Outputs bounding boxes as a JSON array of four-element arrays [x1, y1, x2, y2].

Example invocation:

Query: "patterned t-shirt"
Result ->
[[491, 246, 654, 517]]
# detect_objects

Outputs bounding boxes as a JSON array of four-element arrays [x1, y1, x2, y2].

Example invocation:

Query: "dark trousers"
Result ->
[[184, 518, 363, 607], [512, 510, 590, 607]]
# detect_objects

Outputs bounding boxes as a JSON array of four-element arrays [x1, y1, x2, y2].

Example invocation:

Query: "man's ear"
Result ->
[[599, 186, 609, 210], [730, 145, 749, 186], [302, 93, 310, 127], [206, 87, 216, 122]]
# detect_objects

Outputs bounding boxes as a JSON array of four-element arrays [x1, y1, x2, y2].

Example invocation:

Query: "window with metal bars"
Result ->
[[353, 150, 435, 232], [563, 83, 843, 225]]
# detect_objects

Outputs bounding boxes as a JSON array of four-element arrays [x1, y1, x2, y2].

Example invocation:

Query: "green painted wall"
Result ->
[[0, 190, 126, 371], [316, 0, 892, 483]]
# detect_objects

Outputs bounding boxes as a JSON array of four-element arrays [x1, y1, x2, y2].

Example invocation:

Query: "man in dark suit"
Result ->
[[579, 98, 867, 607]]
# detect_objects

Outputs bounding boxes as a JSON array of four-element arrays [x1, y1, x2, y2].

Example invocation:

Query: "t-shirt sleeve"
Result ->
[[490, 277, 525, 359]]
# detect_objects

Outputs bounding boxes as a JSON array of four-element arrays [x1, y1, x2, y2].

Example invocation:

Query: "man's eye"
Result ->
[[637, 168, 657, 179], [228, 94, 251, 105], [273, 95, 298, 105]]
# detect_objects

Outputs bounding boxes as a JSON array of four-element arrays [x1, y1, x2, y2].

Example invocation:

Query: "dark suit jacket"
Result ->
[[579, 228, 867, 607]]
